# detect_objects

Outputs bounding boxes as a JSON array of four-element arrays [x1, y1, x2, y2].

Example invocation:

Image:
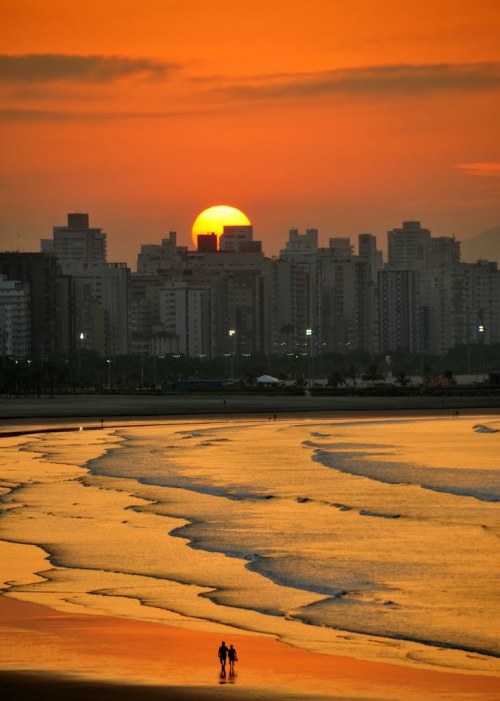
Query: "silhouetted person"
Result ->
[[228, 644, 238, 674], [218, 641, 228, 671]]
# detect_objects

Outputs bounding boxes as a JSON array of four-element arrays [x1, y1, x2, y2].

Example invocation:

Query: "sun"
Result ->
[[192, 205, 251, 248]]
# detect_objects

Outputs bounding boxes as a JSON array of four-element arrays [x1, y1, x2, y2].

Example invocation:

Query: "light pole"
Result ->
[[228, 329, 236, 380], [478, 323, 486, 375], [78, 332, 85, 389], [107, 358, 112, 391], [306, 328, 314, 386]]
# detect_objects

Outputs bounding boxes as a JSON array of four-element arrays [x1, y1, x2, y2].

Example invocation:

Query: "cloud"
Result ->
[[0, 107, 203, 122], [455, 162, 500, 178], [214, 62, 500, 101], [0, 54, 178, 84], [457, 162, 500, 177]]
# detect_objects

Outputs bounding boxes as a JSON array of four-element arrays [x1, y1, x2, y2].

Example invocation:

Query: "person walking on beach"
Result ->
[[228, 644, 238, 675], [218, 641, 228, 671]]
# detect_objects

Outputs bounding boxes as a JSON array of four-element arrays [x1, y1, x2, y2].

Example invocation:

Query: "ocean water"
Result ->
[[1, 414, 499, 674]]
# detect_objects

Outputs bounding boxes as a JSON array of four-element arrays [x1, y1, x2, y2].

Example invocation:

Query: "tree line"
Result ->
[[0, 342, 498, 397]]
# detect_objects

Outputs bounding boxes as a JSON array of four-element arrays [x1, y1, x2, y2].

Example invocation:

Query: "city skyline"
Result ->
[[2, 215, 499, 364], [3, 208, 500, 271], [1, 1, 500, 266]]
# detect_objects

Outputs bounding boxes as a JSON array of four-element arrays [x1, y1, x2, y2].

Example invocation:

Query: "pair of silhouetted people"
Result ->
[[218, 641, 238, 675]]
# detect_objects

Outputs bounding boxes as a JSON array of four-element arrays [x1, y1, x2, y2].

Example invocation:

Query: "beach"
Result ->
[[1, 395, 499, 700]]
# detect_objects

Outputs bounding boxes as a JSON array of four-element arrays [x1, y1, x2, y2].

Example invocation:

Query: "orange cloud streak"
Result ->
[[455, 163, 500, 178]]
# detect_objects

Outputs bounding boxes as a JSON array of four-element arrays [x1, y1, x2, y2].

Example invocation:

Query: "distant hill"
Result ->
[[461, 226, 500, 264]]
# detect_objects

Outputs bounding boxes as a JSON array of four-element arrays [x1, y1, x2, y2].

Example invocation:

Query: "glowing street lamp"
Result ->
[[305, 328, 314, 385], [78, 332, 86, 389], [478, 324, 486, 375], [106, 358, 112, 390], [228, 329, 236, 379]]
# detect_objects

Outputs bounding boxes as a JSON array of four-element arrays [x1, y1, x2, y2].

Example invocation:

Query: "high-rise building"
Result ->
[[44, 212, 107, 263], [387, 221, 431, 270], [219, 225, 261, 253], [43, 213, 129, 356], [197, 234, 218, 253], [0, 275, 30, 357], [58, 260, 129, 356], [137, 232, 181, 273], [358, 234, 383, 279], [0, 252, 62, 357], [378, 270, 423, 353], [282, 228, 318, 255], [158, 281, 212, 356], [457, 260, 500, 346], [328, 238, 353, 259]]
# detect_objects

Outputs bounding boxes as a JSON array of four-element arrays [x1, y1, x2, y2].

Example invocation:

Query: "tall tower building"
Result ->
[[358, 233, 383, 276], [43, 213, 128, 355], [378, 270, 424, 353], [44, 212, 107, 263], [387, 221, 431, 270]]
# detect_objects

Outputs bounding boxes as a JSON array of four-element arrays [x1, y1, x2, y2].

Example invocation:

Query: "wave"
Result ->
[[312, 448, 500, 502]]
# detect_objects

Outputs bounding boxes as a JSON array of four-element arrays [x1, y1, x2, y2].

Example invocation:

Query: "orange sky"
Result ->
[[1, 0, 500, 266]]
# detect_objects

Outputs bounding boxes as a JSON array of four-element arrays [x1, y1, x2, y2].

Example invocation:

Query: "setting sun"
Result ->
[[192, 205, 251, 248]]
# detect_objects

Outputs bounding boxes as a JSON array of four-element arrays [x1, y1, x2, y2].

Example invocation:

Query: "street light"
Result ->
[[78, 332, 86, 389], [107, 358, 112, 390], [478, 324, 486, 375], [305, 328, 314, 385], [228, 329, 236, 380]]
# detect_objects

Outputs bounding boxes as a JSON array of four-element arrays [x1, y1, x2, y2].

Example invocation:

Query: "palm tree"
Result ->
[[328, 369, 345, 388], [347, 363, 358, 387], [443, 369, 456, 386], [363, 364, 384, 386], [396, 370, 411, 387]]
